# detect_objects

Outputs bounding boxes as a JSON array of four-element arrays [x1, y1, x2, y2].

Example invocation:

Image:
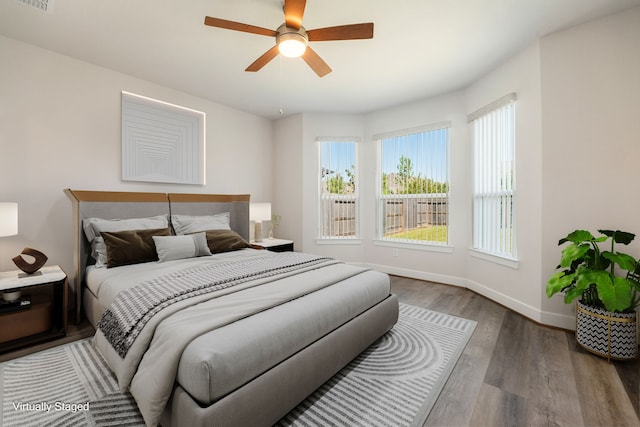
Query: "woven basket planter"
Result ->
[[576, 302, 637, 361]]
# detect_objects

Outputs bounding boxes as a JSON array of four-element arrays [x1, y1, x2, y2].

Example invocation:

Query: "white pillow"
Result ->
[[171, 213, 231, 235], [83, 215, 169, 267], [153, 233, 212, 262]]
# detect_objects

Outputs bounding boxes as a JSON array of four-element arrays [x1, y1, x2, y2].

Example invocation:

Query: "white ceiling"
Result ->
[[2, 0, 639, 119]]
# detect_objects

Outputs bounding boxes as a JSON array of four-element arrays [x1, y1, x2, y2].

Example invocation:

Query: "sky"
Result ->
[[319, 128, 449, 183], [381, 128, 449, 182]]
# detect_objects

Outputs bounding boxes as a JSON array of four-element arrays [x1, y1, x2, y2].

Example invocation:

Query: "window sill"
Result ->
[[469, 249, 519, 269], [315, 238, 362, 245], [373, 239, 454, 253]]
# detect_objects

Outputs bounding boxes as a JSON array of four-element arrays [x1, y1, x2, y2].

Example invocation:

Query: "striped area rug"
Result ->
[[277, 304, 476, 426], [0, 338, 142, 426], [0, 304, 475, 427]]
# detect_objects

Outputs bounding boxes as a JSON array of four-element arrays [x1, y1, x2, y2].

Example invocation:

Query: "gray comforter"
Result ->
[[94, 252, 376, 426]]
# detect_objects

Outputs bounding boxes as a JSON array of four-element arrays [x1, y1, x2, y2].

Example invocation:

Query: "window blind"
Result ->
[[318, 140, 358, 238], [471, 97, 516, 258], [377, 124, 450, 245]]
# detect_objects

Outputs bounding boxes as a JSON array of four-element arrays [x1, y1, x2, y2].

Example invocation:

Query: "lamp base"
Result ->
[[18, 271, 43, 279], [1, 290, 22, 302]]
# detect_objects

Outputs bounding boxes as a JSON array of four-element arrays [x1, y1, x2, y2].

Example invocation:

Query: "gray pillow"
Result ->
[[153, 233, 212, 262], [171, 213, 230, 235]]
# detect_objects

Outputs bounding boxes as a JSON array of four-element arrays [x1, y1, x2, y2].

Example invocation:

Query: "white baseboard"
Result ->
[[362, 263, 467, 287], [464, 278, 542, 323], [539, 310, 575, 331], [360, 262, 575, 331]]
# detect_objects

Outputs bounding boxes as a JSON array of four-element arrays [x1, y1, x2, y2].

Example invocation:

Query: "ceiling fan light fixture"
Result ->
[[277, 25, 308, 58], [279, 37, 307, 57]]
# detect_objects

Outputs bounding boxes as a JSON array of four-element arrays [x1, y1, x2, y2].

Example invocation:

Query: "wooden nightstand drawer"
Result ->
[[0, 265, 68, 353], [0, 295, 51, 343]]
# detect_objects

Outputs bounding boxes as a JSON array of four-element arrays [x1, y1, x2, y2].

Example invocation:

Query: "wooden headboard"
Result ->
[[64, 189, 250, 322]]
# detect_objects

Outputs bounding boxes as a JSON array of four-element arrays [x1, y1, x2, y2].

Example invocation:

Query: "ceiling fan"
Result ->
[[204, 0, 374, 77]]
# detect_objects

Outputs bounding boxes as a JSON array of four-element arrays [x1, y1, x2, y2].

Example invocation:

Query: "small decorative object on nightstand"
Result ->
[[250, 203, 271, 243], [0, 265, 68, 353], [255, 238, 294, 253], [270, 213, 281, 239], [13, 247, 48, 276]]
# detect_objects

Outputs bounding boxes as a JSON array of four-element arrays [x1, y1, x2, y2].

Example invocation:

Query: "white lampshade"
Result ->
[[250, 203, 272, 222], [0, 203, 18, 237]]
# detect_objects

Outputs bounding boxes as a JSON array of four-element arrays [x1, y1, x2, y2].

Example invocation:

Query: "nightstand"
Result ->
[[255, 238, 294, 252], [0, 265, 68, 353]]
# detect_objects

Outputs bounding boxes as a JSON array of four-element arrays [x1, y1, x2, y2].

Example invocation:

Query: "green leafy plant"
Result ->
[[546, 229, 640, 313]]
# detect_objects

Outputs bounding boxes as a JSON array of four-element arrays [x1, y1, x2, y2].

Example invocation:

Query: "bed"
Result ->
[[64, 189, 399, 427]]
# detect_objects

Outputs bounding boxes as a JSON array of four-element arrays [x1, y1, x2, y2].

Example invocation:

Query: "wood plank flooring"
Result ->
[[390, 275, 640, 427], [0, 318, 94, 363], [2, 275, 638, 426]]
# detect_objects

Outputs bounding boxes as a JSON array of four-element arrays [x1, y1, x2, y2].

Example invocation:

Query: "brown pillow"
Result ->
[[198, 229, 252, 254], [101, 227, 171, 268]]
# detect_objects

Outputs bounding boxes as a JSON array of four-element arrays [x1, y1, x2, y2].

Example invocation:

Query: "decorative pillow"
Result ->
[[171, 213, 231, 235], [101, 227, 171, 268], [198, 229, 251, 254], [83, 215, 169, 267], [152, 233, 212, 263]]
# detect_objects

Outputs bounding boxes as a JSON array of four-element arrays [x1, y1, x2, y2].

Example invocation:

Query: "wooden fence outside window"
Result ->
[[321, 195, 448, 239]]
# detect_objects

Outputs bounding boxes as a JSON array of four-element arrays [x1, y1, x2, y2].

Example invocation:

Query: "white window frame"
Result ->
[[317, 137, 360, 242], [374, 122, 451, 249], [469, 93, 517, 261]]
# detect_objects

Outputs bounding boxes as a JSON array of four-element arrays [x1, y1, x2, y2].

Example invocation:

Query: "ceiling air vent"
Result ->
[[16, 0, 53, 14]]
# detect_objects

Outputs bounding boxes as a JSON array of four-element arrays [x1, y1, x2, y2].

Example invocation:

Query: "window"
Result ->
[[318, 139, 358, 239], [375, 123, 450, 245], [470, 94, 516, 258]]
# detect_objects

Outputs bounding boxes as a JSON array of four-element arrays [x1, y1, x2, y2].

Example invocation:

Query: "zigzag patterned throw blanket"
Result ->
[[98, 252, 334, 358]]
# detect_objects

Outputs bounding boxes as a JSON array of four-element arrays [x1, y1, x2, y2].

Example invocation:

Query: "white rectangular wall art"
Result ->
[[121, 91, 206, 185]]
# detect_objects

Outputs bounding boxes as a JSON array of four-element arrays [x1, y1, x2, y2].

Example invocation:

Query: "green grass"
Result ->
[[384, 225, 448, 243]]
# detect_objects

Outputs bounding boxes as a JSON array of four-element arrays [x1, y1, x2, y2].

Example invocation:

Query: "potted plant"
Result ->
[[546, 229, 640, 360]]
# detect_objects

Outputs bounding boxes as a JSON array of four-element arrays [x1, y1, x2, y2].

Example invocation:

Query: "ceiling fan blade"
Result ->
[[245, 45, 280, 72], [307, 23, 374, 41], [204, 16, 277, 37], [302, 47, 332, 77], [284, 0, 306, 30]]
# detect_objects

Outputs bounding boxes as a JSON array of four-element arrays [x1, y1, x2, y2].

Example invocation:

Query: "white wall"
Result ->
[[301, 113, 366, 262], [539, 7, 640, 324], [363, 92, 469, 285], [273, 91, 470, 282], [465, 41, 544, 322], [273, 113, 367, 261], [272, 114, 304, 245], [0, 36, 274, 294], [3, 5, 638, 329], [272, 6, 640, 330]]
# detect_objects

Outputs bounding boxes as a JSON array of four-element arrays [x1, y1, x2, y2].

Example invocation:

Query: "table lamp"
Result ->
[[0, 202, 18, 238], [0, 203, 19, 301], [0, 202, 47, 277]]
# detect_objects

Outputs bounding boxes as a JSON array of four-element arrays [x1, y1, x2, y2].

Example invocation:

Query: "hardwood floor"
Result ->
[[390, 275, 640, 427], [2, 276, 638, 426], [0, 317, 94, 363]]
